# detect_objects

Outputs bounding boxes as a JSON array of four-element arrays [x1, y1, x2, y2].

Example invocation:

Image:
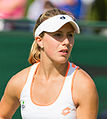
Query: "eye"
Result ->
[[54, 33, 63, 37], [67, 33, 74, 39]]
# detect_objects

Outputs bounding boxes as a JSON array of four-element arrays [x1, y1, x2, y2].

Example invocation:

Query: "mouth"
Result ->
[[59, 49, 69, 54]]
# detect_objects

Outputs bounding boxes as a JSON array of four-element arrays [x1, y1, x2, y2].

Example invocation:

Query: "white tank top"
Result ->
[[20, 62, 78, 119]]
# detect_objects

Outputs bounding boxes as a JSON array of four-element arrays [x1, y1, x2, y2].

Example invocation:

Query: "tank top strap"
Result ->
[[59, 62, 78, 103], [20, 63, 40, 99]]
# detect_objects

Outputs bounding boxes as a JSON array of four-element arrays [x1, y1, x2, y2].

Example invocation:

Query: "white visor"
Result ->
[[35, 15, 80, 37]]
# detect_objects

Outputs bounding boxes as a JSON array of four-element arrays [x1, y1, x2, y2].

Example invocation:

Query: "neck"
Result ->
[[36, 56, 69, 81]]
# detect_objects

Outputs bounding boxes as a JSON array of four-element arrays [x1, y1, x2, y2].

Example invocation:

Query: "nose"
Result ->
[[62, 37, 70, 46]]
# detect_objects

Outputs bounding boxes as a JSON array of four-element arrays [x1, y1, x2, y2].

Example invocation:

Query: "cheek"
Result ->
[[69, 38, 74, 52], [43, 37, 59, 53], [69, 38, 74, 48]]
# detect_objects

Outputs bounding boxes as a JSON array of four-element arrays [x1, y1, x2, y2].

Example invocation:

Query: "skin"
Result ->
[[0, 23, 98, 119]]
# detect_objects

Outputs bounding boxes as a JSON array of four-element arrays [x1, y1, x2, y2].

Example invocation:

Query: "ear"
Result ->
[[35, 36, 44, 49]]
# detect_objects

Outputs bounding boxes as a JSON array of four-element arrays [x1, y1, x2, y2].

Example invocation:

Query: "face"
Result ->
[[40, 23, 75, 63]]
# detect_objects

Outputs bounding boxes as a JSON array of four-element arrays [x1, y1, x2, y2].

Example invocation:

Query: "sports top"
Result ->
[[20, 62, 78, 119]]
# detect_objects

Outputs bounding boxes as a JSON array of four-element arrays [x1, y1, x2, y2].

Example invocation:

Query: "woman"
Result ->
[[0, 8, 98, 119]]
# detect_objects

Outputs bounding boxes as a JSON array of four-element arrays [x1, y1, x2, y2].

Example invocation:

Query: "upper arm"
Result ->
[[0, 77, 20, 119], [73, 69, 99, 119], [0, 66, 31, 118]]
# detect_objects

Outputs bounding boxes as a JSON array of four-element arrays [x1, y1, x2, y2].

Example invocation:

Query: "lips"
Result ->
[[59, 49, 68, 54]]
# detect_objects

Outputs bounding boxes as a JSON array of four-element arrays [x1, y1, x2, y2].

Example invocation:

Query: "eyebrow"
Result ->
[[68, 31, 75, 33], [46, 30, 75, 36], [56, 30, 75, 34], [54, 30, 74, 33]]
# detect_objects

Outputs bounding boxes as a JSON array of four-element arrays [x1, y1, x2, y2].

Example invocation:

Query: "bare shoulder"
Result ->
[[5, 65, 32, 99], [0, 66, 32, 118], [73, 68, 99, 106], [76, 68, 96, 87], [11, 65, 31, 84], [74, 68, 97, 90]]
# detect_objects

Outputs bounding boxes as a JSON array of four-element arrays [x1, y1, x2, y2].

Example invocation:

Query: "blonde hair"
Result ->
[[28, 8, 75, 64]]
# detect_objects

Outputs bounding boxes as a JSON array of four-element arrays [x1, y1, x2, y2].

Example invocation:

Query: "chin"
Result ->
[[54, 58, 68, 64]]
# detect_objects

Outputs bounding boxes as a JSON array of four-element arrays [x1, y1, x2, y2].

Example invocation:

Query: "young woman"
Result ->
[[0, 8, 98, 119]]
